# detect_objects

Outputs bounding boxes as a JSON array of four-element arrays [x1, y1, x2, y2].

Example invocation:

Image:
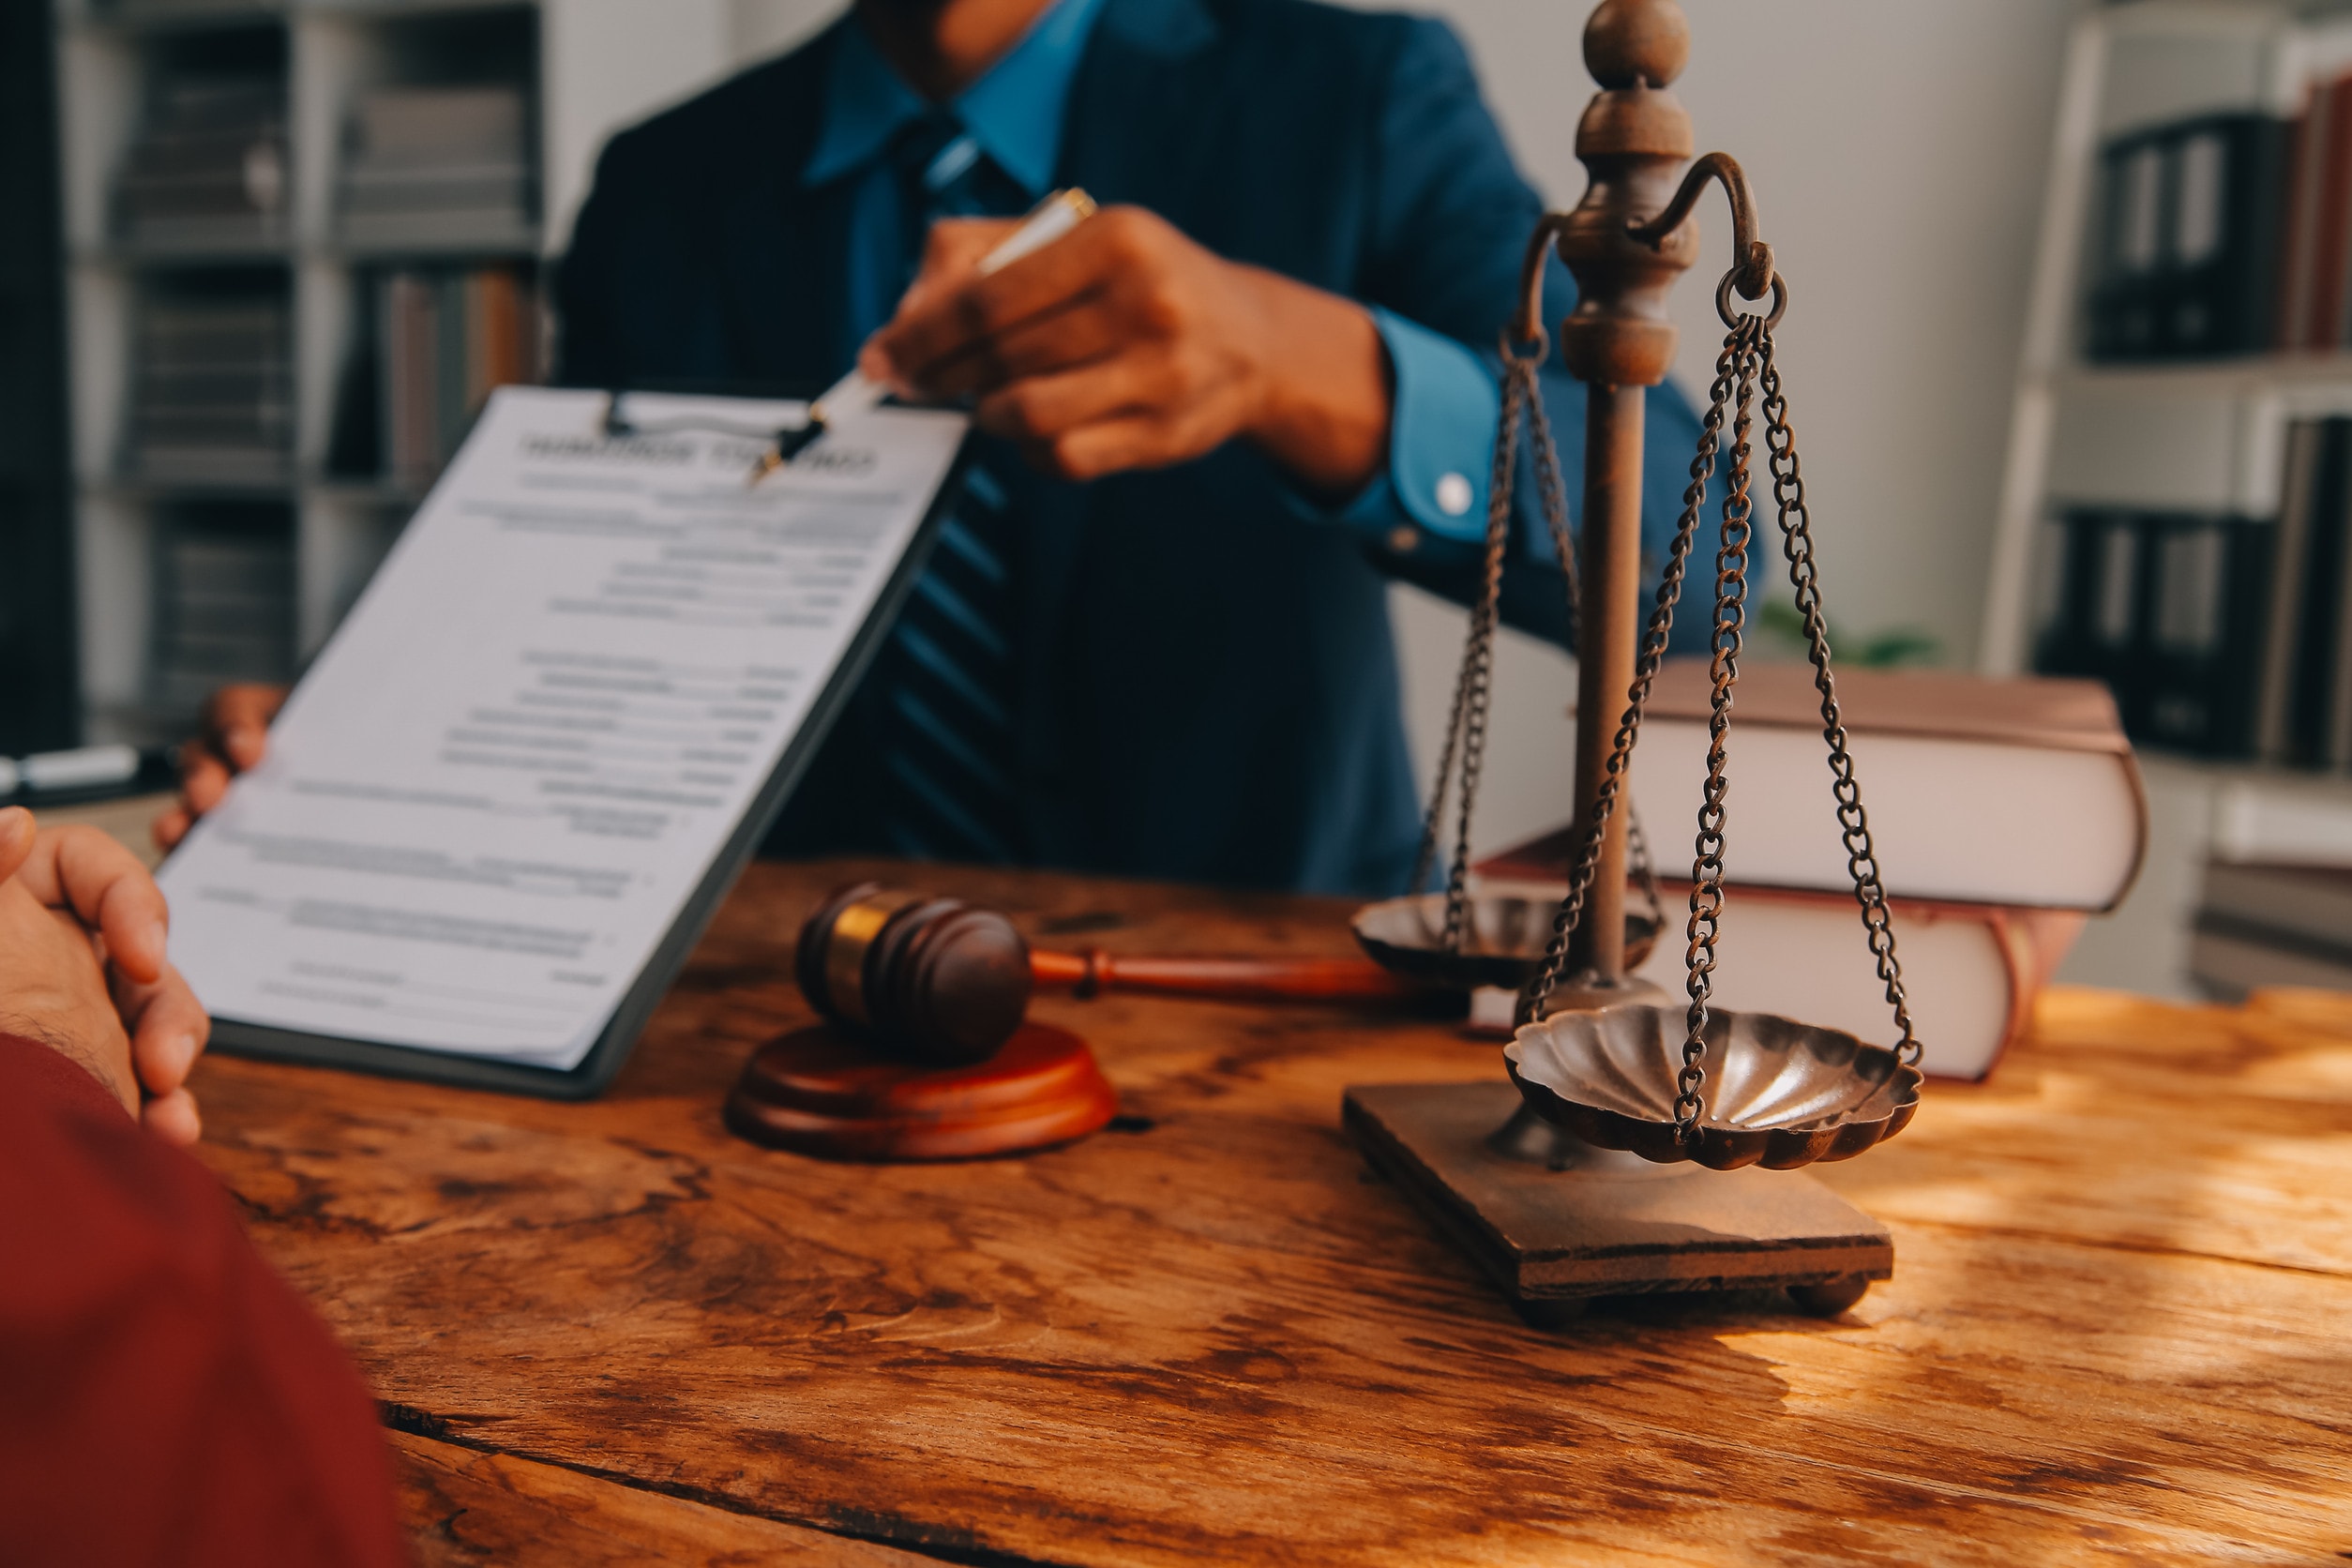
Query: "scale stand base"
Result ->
[[1344, 1081, 1892, 1324]]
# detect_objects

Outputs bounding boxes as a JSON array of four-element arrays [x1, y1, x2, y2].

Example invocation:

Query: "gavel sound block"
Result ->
[[725, 882, 1439, 1162], [726, 884, 1117, 1161], [724, 1018, 1117, 1162]]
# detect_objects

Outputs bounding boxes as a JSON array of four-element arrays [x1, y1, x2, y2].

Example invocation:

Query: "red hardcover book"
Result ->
[[2277, 96, 2321, 349], [2307, 74, 2352, 347]]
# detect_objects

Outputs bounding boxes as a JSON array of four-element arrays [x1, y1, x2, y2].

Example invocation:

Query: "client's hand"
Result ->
[[154, 682, 287, 851], [0, 808, 210, 1142], [863, 205, 1391, 495]]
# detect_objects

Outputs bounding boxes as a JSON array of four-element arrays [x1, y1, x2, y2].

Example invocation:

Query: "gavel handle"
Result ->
[[1029, 947, 1425, 1003]]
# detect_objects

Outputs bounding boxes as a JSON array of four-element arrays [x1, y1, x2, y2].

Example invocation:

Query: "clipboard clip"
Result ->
[[602, 392, 823, 485]]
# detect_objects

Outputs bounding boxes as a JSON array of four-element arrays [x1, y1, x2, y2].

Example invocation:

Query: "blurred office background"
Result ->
[[11, 0, 2349, 995]]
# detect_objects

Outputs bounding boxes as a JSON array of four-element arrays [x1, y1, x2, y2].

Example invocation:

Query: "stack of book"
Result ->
[[115, 76, 288, 250], [370, 264, 542, 489], [2034, 507, 2274, 758], [339, 85, 535, 249], [148, 511, 294, 716], [128, 288, 294, 484], [1478, 661, 2148, 1082], [2192, 860, 2352, 997]]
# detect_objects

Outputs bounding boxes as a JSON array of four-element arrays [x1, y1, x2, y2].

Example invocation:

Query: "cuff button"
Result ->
[[1435, 472, 1473, 517], [1386, 525, 1420, 554]]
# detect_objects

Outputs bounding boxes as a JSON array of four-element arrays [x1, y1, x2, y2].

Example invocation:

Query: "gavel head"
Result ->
[[795, 883, 1033, 1064]]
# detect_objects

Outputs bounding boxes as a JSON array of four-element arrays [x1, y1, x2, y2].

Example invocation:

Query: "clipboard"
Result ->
[[176, 384, 974, 1099]]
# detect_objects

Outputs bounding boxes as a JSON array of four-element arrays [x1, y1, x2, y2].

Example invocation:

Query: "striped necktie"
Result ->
[[874, 114, 1031, 864]]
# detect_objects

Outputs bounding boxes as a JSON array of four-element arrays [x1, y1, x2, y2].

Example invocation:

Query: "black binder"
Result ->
[[2087, 113, 2292, 363]]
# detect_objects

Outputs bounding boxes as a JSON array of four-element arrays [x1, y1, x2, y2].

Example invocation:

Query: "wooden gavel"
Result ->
[[796, 882, 1428, 1065]]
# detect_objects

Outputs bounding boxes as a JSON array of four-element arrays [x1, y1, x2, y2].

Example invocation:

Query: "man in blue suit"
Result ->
[[165, 0, 1704, 897]]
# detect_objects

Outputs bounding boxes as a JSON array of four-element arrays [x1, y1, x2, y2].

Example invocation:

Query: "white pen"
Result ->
[[760, 188, 1099, 475], [0, 743, 143, 797]]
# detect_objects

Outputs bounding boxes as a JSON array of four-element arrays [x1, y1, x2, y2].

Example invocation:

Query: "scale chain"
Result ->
[[1411, 338, 1582, 954], [1406, 366, 1516, 906], [1625, 801, 1666, 934], [1424, 354, 1522, 944], [1758, 328, 1921, 1064], [1406, 641, 1470, 905], [1516, 272, 1925, 1128], [1522, 353, 1582, 639], [1676, 316, 1765, 1136], [1516, 316, 1750, 1028]]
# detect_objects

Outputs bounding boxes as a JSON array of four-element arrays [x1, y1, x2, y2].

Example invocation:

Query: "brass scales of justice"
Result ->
[[1343, 0, 1925, 1323]]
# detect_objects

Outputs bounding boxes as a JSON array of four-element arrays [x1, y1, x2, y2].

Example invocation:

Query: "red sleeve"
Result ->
[[0, 1033, 408, 1568]]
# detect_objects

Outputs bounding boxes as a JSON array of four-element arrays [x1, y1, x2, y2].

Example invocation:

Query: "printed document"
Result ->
[[158, 387, 967, 1070]]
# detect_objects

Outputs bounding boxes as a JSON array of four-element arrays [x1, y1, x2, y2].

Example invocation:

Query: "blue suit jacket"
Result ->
[[556, 0, 1706, 896]]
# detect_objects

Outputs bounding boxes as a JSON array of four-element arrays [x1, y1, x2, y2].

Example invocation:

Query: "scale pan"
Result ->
[[1505, 1004, 1922, 1171], [1352, 890, 1660, 991]]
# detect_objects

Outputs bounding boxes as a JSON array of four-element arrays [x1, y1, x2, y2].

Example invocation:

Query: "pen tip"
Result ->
[[772, 423, 827, 464]]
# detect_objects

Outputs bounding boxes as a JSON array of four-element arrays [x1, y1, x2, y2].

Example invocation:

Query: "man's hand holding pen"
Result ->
[[862, 204, 1395, 496]]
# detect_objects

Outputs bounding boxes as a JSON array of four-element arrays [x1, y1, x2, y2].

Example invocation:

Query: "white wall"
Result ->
[[733, 0, 846, 63], [539, 0, 842, 257], [542, 0, 734, 250]]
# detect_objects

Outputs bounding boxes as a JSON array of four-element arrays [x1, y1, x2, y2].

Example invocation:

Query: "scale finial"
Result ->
[[1583, 0, 1690, 91]]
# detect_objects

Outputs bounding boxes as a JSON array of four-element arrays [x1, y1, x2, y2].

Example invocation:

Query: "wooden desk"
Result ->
[[189, 860, 2352, 1565]]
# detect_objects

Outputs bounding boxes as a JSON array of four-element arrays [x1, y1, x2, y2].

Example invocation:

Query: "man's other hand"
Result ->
[[154, 682, 287, 852], [0, 809, 210, 1141], [863, 205, 1391, 495]]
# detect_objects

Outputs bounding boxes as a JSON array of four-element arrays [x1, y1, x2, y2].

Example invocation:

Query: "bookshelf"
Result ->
[[51, 0, 759, 744], [1983, 0, 2352, 997], [1978, 3, 2352, 788], [2, 2, 81, 755], [1985, 0, 2352, 682]]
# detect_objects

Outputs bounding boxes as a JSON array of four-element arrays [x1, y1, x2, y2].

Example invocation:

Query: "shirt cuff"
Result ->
[[0, 1031, 136, 1135], [1297, 308, 1498, 544]]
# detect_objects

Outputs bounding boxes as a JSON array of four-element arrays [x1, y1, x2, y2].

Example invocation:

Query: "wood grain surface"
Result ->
[[188, 859, 2352, 1566]]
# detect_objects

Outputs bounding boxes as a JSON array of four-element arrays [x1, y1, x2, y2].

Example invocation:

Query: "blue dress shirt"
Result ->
[[801, 0, 1511, 547]]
